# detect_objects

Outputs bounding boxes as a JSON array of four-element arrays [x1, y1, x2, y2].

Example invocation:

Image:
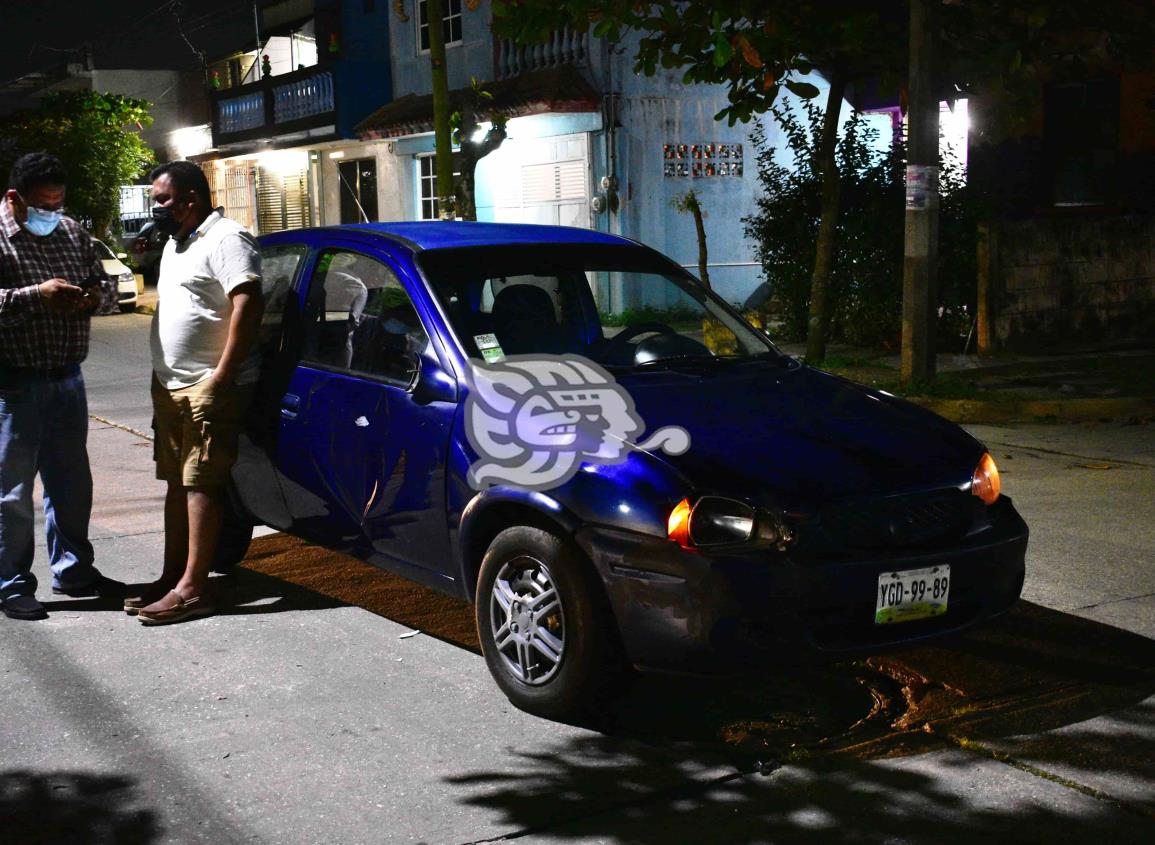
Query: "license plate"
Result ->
[[875, 565, 950, 625]]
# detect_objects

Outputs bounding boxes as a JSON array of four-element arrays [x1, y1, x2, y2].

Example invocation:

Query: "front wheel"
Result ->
[[477, 526, 624, 720]]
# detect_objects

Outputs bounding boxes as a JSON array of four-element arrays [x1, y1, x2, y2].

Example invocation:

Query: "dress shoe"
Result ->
[[2, 594, 48, 620]]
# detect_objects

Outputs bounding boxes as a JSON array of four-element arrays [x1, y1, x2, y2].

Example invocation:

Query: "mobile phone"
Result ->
[[78, 271, 106, 290]]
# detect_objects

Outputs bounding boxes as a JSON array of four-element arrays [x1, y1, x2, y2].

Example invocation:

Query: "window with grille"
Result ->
[[417, 154, 461, 220], [417, 0, 463, 53]]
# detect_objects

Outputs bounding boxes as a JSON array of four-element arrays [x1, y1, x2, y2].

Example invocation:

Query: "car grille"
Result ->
[[817, 488, 976, 551]]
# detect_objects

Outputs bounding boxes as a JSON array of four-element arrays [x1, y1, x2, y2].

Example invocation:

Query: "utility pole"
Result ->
[[427, 0, 456, 220], [901, 0, 939, 386]]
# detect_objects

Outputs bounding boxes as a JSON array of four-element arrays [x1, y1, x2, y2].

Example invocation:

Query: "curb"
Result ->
[[909, 396, 1155, 424]]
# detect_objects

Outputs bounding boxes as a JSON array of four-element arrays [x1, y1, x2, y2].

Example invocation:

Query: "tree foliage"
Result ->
[[0, 91, 154, 240], [494, 1, 1155, 127], [494, 1, 908, 125], [744, 103, 976, 351], [450, 79, 509, 221]]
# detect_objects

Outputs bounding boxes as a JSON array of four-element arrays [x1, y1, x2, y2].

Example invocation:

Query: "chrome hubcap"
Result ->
[[490, 555, 565, 685]]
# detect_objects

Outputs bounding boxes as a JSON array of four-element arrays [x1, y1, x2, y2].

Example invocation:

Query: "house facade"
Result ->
[[190, 0, 845, 311], [192, 0, 392, 237], [354, 0, 808, 309]]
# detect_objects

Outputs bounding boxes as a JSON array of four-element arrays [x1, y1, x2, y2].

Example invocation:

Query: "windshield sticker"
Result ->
[[474, 333, 504, 363], [464, 354, 691, 491]]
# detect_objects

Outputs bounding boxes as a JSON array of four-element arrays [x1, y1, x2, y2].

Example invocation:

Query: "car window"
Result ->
[[258, 244, 308, 350], [419, 244, 776, 368], [302, 249, 428, 386]]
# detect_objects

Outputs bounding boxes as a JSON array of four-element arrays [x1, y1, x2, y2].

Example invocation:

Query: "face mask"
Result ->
[[23, 205, 63, 237], [152, 204, 181, 235]]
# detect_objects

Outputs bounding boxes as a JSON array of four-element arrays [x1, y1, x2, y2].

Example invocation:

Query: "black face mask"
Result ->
[[152, 204, 181, 235]]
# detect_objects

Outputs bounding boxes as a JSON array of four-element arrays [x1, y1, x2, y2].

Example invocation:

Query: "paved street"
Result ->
[[2, 311, 1153, 844]]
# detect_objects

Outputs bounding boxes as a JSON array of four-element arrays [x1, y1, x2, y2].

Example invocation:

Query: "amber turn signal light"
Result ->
[[667, 497, 694, 548], [971, 452, 1001, 505]]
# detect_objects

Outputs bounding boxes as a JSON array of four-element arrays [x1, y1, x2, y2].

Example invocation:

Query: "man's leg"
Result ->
[[173, 485, 223, 601], [0, 383, 41, 601], [38, 372, 98, 592]]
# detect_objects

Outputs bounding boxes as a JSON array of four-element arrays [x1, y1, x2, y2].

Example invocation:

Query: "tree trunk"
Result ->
[[690, 198, 711, 290], [427, 0, 455, 219], [804, 66, 848, 363]]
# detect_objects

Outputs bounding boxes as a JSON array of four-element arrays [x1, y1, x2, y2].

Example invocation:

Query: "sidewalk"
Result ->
[[778, 341, 1155, 424]]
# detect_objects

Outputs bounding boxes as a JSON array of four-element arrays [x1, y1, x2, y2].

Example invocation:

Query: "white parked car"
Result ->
[[92, 237, 141, 313]]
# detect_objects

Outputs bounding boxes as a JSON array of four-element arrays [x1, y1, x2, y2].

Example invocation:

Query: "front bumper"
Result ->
[[574, 497, 1028, 674]]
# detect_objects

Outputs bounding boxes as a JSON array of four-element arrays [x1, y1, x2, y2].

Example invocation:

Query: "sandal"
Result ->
[[137, 591, 216, 626]]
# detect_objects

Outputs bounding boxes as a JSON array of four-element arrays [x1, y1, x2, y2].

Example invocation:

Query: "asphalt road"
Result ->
[[2, 311, 1153, 844]]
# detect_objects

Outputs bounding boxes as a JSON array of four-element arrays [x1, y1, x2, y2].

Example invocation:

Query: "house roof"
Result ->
[[355, 65, 600, 139]]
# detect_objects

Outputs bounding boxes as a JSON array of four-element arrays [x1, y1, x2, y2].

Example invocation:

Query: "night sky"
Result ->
[[0, 0, 256, 84]]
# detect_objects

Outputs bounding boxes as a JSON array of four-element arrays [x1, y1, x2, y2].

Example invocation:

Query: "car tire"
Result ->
[[119, 303, 136, 313], [211, 488, 254, 573], [476, 526, 623, 720]]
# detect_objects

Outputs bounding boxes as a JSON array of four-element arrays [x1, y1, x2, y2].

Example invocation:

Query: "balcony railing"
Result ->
[[273, 72, 334, 122], [496, 27, 588, 80], [212, 66, 335, 142], [218, 91, 266, 134]]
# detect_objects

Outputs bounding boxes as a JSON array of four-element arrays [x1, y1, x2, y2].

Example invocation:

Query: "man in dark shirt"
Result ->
[[0, 152, 124, 620]]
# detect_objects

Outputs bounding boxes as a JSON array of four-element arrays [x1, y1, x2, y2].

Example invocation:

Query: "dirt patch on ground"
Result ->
[[239, 532, 480, 652]]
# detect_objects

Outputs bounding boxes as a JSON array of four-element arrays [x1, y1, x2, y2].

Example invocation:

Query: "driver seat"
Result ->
[[491, 285, 566, 355]]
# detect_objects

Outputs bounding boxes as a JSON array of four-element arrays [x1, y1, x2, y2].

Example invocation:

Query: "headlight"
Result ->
[[667, 496, 793, 551], [971, 452, 1001, 505]]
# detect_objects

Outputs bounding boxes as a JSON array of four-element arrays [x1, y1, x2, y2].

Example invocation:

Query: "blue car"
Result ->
[[224, 222, 1027, 719]]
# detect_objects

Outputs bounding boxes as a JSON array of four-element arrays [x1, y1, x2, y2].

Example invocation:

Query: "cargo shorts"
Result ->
[[151, 376, 253, 487]]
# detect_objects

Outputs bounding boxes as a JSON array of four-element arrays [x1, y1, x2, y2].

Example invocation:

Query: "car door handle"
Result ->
[[281, 393, 301, 420]]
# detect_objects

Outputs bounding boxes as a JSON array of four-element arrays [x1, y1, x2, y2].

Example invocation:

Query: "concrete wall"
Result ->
[[86, 70, 208, 163], [990, 214, 1155, 350]]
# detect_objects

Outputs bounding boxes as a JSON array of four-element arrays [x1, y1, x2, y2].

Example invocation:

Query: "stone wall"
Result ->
[[986, 214, 1155, 351]]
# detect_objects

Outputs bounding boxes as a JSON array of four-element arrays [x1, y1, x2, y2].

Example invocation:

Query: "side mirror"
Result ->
[[410, 359, 457, 405], [116, 252, 128, 260]]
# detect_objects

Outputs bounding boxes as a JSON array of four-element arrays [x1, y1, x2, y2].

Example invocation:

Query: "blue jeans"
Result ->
[[0, 367, 98, 598]]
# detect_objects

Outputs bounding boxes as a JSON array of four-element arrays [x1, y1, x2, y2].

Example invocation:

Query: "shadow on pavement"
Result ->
[[236, 534, 1155, 838], [0, 770, 160, 844], [443, 733, 1153, 843]]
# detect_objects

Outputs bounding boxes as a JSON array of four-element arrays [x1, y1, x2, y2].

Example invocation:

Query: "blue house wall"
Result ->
[[328, 0, 393, 138], [381, 4, 872, 309]]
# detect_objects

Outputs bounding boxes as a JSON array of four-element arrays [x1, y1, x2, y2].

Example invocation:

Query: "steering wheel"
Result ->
[[604, 322, 679, 354]]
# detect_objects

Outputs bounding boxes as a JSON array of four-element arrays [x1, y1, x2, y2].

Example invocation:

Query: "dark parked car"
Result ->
[[219, 222, 1028, 719]]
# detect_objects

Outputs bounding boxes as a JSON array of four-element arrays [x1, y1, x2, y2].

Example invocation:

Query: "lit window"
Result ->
[[417, 0, 463, 53], [417, 154, 460, 220]]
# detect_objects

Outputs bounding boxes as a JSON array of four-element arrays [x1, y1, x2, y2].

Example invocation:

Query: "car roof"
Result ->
[[328, 221, 634, 252]]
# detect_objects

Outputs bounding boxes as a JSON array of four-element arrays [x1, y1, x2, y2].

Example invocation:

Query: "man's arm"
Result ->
[[210, 280, 264, 388]]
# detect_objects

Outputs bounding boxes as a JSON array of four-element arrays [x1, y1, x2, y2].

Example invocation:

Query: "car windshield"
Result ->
[[417, 244, 779, 370]]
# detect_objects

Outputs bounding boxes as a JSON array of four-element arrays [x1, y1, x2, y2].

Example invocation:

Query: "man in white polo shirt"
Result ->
[[129, 161, 264, 625]]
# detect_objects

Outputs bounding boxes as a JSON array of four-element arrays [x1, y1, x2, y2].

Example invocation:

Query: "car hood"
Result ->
[[617, 361, 982, 512]]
